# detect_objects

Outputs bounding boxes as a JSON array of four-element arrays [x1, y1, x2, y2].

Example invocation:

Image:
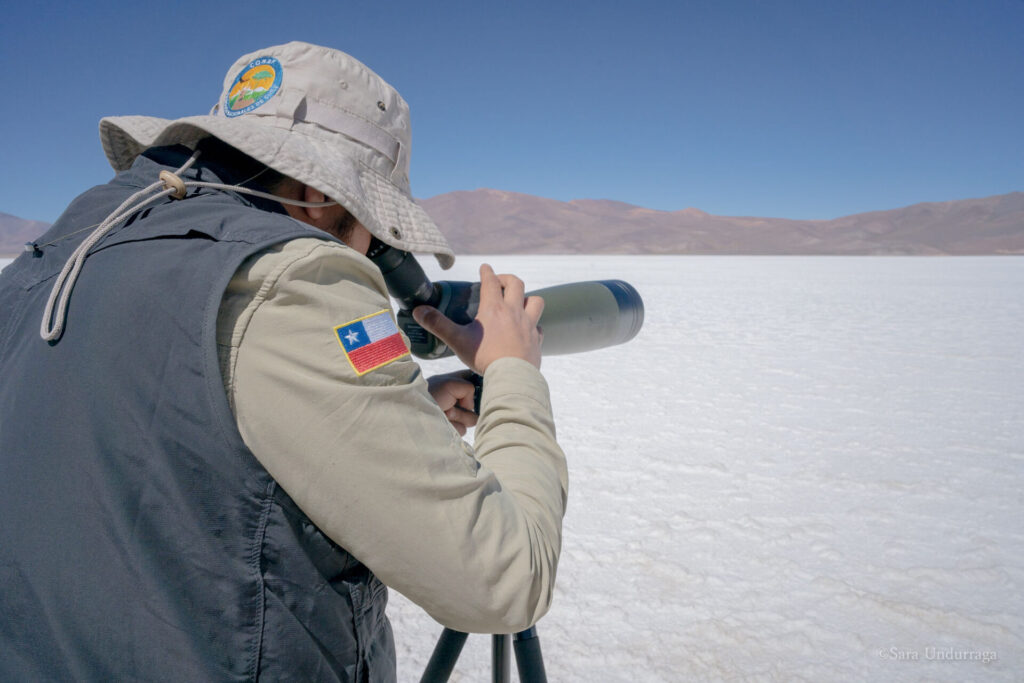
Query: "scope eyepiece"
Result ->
[[367, 238, 438, 311]]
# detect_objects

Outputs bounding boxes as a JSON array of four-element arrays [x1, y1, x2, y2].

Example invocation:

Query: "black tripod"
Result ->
[[420, 626, 547, 682]]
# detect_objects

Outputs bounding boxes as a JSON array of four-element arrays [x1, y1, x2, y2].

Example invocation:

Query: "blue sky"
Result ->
[[1, 0, 1021, 223]]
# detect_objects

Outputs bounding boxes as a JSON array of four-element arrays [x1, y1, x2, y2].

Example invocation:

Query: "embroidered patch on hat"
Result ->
[[225, 57, 283, 117], [334, 310, 410, 376]]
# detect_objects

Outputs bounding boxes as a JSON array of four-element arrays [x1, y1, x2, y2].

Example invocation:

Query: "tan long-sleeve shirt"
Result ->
[[216, 237, 567, 633]]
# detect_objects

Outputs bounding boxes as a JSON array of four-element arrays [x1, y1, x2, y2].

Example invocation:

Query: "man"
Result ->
[[0, 42, 567, 681]]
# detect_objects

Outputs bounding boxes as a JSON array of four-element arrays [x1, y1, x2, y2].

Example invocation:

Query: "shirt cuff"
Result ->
[[479, 357, 553, 416]]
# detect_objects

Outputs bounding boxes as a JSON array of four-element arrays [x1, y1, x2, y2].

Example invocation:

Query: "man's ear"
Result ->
[[304, 185, 327, 220]]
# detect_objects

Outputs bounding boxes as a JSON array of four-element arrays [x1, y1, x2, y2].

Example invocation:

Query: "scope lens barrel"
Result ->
[[526, 279, 645, 356]]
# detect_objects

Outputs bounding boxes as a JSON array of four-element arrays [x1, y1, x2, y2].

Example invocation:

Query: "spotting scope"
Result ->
[[367, 239, 645, 360]]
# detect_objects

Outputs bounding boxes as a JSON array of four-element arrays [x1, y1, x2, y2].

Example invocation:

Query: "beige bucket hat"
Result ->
[[99, 41, 454, 268]]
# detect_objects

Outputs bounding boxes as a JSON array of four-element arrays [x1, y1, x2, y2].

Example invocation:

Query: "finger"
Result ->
[[413, 305, 463, 346], [478, 264, 504, 305], [444, 378, 477, 405], [445, 406, 476, 434], [497, 273, 525, 303], [446, 412, 467, 436], [432, 392, 455, 411], [524, 295, 545, 325], [449, 403, 478, 425], [455, 388, 476, 413]]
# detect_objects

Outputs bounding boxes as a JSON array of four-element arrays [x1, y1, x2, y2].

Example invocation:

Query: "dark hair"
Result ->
[[194, 136, 290, 191]]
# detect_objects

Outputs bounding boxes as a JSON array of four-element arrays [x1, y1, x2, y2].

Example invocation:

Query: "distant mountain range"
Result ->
[[419, 190, 1024, 255], [3, 191, 1023, 257]]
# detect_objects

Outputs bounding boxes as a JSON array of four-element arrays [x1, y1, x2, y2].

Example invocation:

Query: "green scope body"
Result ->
[[367, 239, 645, 360]]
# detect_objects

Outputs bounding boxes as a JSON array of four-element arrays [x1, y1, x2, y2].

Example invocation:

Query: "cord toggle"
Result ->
[[159, 170, 187, 199]]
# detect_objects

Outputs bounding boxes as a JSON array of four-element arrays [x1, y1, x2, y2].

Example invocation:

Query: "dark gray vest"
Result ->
[[0, 147, 395, 682]]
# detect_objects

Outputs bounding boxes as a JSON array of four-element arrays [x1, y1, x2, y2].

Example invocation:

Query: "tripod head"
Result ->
[[367, 238, 645, 359]]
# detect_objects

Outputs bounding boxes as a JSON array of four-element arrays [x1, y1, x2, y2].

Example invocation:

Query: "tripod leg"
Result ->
[[421, 628, 469, 683], [492, 633, 511, 683], [513, 627, 548, 683]]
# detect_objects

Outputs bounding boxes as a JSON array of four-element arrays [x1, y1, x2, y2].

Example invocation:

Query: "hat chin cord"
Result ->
[[40, 149, 337, 342]]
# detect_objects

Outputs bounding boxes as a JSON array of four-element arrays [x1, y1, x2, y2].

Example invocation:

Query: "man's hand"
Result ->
[[412, 264, 544, 374], [426, 370, 479, 436]]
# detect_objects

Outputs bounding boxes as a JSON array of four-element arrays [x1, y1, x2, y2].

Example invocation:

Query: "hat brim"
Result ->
[[99, 115, 454, 269]]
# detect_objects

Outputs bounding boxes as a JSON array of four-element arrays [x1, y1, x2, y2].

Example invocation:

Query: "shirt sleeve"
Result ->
[[220, 238, 568, 633]]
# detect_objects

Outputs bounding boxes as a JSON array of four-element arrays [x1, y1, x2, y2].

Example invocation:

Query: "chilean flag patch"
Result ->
[[334, 310, 410, 376]]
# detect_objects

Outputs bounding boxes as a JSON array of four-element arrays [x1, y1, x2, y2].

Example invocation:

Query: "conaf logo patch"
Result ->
[[224, 57, 282, 117]]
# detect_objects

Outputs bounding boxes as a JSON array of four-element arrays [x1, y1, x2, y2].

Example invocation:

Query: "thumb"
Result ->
[[412, 305, 463, 346]]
